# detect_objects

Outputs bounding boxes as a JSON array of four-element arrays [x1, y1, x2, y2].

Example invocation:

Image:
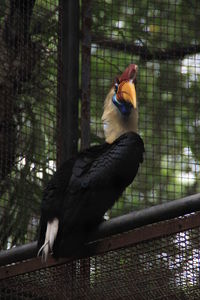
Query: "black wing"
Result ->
[[38, 132, 144, 256], [54, 132, 144, 256], [69, 132, 144, 194], [38, 158, 75, 249], [38, 143, 110, 249]]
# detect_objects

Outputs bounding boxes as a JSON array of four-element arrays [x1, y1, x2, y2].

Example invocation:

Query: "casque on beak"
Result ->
[[102, 63, 139, 143], [116, 80, 137, 109]]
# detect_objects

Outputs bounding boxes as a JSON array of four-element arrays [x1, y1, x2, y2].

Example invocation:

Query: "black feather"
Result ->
[[38, 132, 144, 258]]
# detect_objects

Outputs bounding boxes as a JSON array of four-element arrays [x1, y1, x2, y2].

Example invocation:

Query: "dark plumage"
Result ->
[[38, 64, 144, 259], [38, 132, 144, 258]]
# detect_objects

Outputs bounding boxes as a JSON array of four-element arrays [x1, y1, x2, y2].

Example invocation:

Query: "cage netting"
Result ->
[[0, 0, 58, 249], [1, 213, 200, 299], [88, 0, 200, 217], [0, 0, 200, 250]]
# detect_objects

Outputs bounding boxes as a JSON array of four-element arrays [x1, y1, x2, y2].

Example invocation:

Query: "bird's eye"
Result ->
[[114, 83, 118, 93]]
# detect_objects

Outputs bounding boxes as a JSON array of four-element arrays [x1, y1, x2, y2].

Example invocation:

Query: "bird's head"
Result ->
[[102, 64, 138, 143], [112, 64, 137, 116]]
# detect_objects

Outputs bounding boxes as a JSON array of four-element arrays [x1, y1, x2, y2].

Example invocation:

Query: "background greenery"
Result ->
[[90, 0, 200, 217], [0, 0, 199, 250]]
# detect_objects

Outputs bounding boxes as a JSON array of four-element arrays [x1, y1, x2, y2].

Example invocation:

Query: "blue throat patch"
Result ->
[[112, 93, 132, 116]]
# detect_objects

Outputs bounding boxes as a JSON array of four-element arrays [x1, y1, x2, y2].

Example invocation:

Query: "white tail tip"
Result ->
[[38, 218, 59, 262]]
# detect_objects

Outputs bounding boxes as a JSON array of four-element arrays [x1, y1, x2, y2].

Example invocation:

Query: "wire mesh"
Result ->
[[88, 0, 200, 217], [1, 213, 200, 299], [0, 0, 200, 252], [0, 1, 58, 250], [0, 1, 200, 298]]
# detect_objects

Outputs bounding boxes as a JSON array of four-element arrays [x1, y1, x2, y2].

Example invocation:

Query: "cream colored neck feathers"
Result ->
[[102, 88, 138, 144]]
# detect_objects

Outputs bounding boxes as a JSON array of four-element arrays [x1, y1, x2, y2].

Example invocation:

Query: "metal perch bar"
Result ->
[[0, 192, 200, 267]]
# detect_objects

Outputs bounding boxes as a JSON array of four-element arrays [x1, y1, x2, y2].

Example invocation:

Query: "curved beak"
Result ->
[[116, 80, 137, 109]]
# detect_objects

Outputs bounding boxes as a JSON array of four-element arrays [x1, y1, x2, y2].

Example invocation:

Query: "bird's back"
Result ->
[[38, 132, 144, 258]]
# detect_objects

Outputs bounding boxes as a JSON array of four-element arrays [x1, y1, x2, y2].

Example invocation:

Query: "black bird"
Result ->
[[38, 64, 144, 260]]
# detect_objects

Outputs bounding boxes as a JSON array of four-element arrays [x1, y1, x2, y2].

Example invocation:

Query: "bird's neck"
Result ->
[[102, 89, 138, 144]]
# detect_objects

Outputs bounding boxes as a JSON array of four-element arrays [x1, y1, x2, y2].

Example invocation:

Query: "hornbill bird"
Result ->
[[38, 64, 144, 260]]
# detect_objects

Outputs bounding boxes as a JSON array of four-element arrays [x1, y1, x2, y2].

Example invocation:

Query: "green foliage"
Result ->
[[0, 0, 58, 249], [89, 0, 200, 216], [0, 0, 200, 249]]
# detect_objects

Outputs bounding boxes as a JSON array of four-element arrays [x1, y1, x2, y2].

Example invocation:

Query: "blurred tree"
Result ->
[[0, 0, 35, 182], [0, 0, 58, 249], [88, 0, 200, 216], [0, 0, 199, 249]]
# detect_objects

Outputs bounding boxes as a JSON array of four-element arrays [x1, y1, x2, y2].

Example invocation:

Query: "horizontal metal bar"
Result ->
[[91, 192, 200, 240], [1, 211, 200, 280], [0, 192, 200, 267], [85, 210, 200, 257], [0, 242, 37, 267]]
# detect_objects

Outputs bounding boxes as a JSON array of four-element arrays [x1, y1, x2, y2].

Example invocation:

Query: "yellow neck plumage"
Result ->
[[102, 88, 138, 144]]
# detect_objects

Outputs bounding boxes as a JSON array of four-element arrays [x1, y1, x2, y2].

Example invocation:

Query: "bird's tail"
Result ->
[[37, 218, 59, 262]]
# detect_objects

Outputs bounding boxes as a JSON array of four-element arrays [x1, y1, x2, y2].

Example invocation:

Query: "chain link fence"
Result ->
[[88, 0, 200, 217], [1, 211, 200, 299], [0, 0, 200, 256], [0, 1, 200, 298], [0, 0, 58, 249]]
